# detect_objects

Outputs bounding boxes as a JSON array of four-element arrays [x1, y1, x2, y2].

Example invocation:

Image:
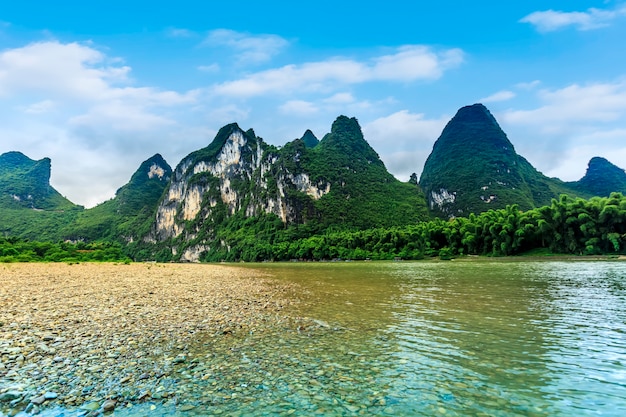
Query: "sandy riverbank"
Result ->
[[0, 262, 298, 415]]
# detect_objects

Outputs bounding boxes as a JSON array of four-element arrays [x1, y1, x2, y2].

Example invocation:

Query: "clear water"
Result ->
[[5, 261, 626, 416]]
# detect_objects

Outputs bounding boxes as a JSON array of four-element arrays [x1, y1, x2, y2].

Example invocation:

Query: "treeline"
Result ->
[[0, 238, 131, 263], [197, 193, 626, 262], [4, 193, 626, 263]]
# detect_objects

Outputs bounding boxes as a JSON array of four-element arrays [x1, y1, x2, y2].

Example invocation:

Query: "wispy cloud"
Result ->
[[479, 90, 516, 103], [203, 29, 289, 65], [520, 4, 626, 32], [213, 45, 464, 98], [502, 81, 626, 130], [363, 110, 450, 179], [22, 99, 55, 114], [498, 80, 626, 180], [197, 64, 220, 73], [166, 27, 195, 38], [515, 80, 541, 90], [279, 100, 319, 116]]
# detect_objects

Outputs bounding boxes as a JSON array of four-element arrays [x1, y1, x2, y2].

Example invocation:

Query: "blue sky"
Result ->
[[1, 1, 626, 207]]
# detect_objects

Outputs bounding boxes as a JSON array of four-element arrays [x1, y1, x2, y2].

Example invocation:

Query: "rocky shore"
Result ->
[[0, 262, 298, 416]]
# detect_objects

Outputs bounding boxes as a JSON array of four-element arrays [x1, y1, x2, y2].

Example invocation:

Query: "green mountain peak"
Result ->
[[419, 103, 582, 217], [301, 129, 319, 148], [571, 156, 626, 197], [0, 151, 74, 210]]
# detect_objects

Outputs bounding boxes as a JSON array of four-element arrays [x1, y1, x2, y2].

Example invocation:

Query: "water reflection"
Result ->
[[378, 261, 626, 416], [532, 262, 626, 415]]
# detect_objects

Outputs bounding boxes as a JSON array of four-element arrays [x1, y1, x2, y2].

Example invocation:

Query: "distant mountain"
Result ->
[[3, 106, 626, 258], [146, 116, 428, 261], [569, 157, 626, 197], [419, 104, 586, 217], [301, 129, 319, 148], [0, 151, 75, 210], [66, 154, 172, 242]]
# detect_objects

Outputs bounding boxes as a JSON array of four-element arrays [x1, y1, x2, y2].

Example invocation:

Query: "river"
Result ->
[[5, 260, 626, 416]]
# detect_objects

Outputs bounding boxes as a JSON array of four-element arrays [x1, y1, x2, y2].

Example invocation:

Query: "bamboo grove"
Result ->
[[4, 193, 626, 263], [198, 193, 626, 262]]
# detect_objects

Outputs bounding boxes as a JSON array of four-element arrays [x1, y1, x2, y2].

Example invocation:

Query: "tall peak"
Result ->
[[301, 129, 319, 148], [575, 156, 626, 196]]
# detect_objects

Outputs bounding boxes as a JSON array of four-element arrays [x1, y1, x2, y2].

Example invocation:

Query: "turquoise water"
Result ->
[[5, 260, 626, 416]]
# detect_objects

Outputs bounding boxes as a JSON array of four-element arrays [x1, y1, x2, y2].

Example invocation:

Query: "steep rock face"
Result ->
[[570, 157, 626, 197], [152, 124, 331, 243], [149, 116, 429, 260], [419, 104, 580, 217], [0, 151, 75, 210]]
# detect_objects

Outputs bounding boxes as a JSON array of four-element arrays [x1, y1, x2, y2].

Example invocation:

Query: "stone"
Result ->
[[0, 391, 23, 402], [30, 395, 46, 405], [44, 392, 58, 400], [102, 399, 116, 412], [80, 401, 101, 411]]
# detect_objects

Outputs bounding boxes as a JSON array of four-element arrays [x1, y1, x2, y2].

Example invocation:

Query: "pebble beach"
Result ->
[[0, 262, 298, 416]]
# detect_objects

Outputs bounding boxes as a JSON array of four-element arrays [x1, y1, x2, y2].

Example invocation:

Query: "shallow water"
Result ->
[[5, 260, 626, 416]]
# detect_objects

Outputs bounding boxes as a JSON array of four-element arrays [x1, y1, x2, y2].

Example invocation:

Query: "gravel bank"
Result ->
[[0, 262, 297, 415]]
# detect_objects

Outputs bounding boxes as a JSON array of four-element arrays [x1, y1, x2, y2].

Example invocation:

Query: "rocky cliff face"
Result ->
[[151, 124, 331, 245], [419, 104, 581, 217], [148, 116, 428, 261]]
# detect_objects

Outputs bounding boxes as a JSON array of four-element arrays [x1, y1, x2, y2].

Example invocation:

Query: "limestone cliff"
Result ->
[[148, 117, 429, 261]]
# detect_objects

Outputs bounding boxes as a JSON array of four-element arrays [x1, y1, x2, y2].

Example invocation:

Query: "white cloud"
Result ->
[[480, 90, 516, 103], [197, 64, 220, 73], [23, 99, 55, 114], [0, 41, 130, 99], [495, 80, 626, 181], [213, 45, 464, 98], [502, 81, 626, 131], [323, 92, 355, 104], [0, 40, 201, 207], [520, 5, 626, 32], [166, 28, 194, 38], [203, 29, 289, 64], [279, 100, 319, 116], [205, 104, 250, 125], [516, 80, 541, 90], [363, 110, 450, 179]]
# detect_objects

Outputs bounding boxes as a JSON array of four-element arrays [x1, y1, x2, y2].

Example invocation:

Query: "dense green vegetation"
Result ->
[[0, 237, 130, 263], [307, 116, 429, 229], [65, 154, 172, 242], [127, 193, 626, 262], [568, 156, 626, 197], [3, 109, 626, 264], [419, 104, 588, 217], [0, 151, 76, 211]]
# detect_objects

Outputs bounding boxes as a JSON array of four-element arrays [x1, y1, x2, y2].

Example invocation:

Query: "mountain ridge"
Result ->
[[1, 105, 624, 258]]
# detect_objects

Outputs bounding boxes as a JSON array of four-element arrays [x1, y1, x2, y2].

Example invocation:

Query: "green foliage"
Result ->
[[568, 157, 626, 197], [0, 151, 76, 211], [0, 237, 131, 263], [419, 104, 589, 218], [305, 115, 429, 228], [165, 193, 626, 262], [62, 154, 172, 243]]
